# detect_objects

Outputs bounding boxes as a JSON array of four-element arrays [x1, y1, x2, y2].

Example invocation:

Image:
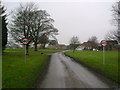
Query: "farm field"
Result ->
[[65, 50, 119, 84], [2, 49, 61, 88]]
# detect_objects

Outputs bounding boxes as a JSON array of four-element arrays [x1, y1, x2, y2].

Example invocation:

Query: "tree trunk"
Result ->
[[26, 44, 29, 55], [73, 46, 76, 53], [42, 44, 46, 49], [73, 49, 75, 53], [34, 43, 37, 51]]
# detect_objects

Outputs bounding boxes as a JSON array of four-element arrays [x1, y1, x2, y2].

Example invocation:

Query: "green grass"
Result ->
[[3, 53, 50, 88], [32, 49, 63, 53], [0, 55, 2, 89], [2, 48, 62, 88], [4, 49, 24, 53], [65, 50, 119, 84], [4, 48, 62, 53]]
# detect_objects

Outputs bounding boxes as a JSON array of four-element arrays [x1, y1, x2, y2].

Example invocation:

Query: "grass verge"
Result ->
[[64, 50, 119, 84], [2, 52, 50, 88], [4, 49, 63, 53]]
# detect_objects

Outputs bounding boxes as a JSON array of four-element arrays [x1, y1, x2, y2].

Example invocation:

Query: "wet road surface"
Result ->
[[38, 51, 117, 88]]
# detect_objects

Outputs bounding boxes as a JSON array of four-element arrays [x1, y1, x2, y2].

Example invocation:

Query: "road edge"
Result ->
[[33, 55, 51, 88], [63, 52, 119, 88]]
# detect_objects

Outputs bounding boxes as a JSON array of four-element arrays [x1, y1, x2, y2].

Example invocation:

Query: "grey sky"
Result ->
[[2, 1, 116, 45]]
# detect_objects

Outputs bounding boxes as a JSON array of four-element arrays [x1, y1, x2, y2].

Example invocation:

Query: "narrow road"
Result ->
[[38, 51, 117, 88]]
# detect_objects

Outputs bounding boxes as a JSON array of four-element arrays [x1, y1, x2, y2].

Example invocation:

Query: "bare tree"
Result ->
[[10, 3, 58, 52], [108, 1, 120, 44], [88, 36, 98, 43], [87, 36, 98, 51], [0, 2, 8, 52], [39, 34, 49, 49], [30, 10, 58, 51], [10, 3, 38, 54], [105, 30, 118, 41], [49, 40, 58, 45], [69, 36, 80, 53]]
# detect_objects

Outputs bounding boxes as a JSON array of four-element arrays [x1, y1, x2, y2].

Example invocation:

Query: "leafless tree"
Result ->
[[30, 10, 58, 51], [105, 30, 118, 41], [88, 36, 98, 43], [10, 2, 58, 53], [10, 3, 38, 54], [0, 2, 8, 52], [107, 1, 120, 44], [87, 36, 98, 50], [69, 36, 80, 53]]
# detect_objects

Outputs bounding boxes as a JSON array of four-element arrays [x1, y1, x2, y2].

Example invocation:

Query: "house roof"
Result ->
[[80, 41, 99, 47]]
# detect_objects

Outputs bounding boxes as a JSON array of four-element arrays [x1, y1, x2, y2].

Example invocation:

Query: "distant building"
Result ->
[[57, 44, 67, 50], [30, 44, 42, 49], [46, 45, 58, 49], [6, 42, 23, 49], [105, 40, 118, 51], [77, 41, 99, 51], [47, 44, 67, 50], [97, 40, 118, 51]]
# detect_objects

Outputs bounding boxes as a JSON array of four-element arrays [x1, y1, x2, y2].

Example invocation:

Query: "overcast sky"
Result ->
[[2, 0, 117, 45]]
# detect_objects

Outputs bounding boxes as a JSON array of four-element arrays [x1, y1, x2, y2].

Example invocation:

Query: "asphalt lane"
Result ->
[[38, 51, 117, 88]]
